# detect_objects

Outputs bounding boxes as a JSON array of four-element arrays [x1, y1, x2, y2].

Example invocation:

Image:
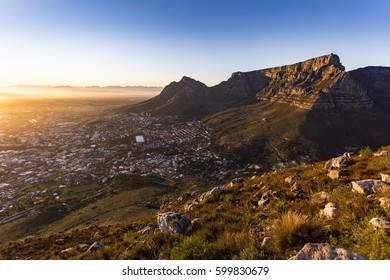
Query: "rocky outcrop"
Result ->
[[352, 180, 383, 195], [87, 241, 105, 253], [289, 243, 366, 260], [256, 54, 373, 111], [350, 67, 390, 113], [157, 212, 191, 234], [324, 152, 350, 170]]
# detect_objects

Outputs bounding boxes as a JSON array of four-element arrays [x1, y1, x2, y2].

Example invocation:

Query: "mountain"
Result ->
[[350, 67, 390, 113], [126, 54, 390, 162], [126, 54, 376, 117]]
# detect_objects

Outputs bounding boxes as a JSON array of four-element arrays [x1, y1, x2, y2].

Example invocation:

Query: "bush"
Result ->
[[272, 211, 317, 251], [170, 236, 210, 260]]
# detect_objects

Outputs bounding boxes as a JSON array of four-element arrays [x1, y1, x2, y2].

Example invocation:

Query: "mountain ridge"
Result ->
[[126, 54, 387, 117]]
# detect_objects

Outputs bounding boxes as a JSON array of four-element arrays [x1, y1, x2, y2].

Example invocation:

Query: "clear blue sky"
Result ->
[[0, 0, 389, 87]]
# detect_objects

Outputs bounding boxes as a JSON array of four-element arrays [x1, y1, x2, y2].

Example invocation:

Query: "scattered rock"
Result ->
[[379, 197, 390, 208], [137, 226, 152, 235], [327, 169, 349, 180], [258, 190, 279, 207], [284, 176, 295, 184], [157, 212, 191, 234], [369, 218, 390, 235], [61, 247, 74, 253], [55, 239, 65, 245], [185, 201, 198, 211], [289, 243, 366, 260], [230, 177, 244, 187], [380, 173, 390, 184], [324, 153, 350, 170], [312, 191, 330, 204], [320, 202, 338, 219], [261, 237, 274, 248], [87, 241, 105, 253], [373, 151, 390, 157], [200, 185, 234, 201], [78, 244, 89, 250], [352, 180, 383, 195], [93, 231, 103, 239]]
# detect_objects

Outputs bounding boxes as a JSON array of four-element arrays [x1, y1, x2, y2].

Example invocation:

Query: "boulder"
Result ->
[[320, 202, 338, 219], [289, 243, 366, 260], [369, 218, 390, 236], [324, 153, 350, 170], [380, 173, 390, 184], [157, 212, 191, 234], [351, 180, 383, 195], [379, 197, 390, 208], [327, 169, 349, 180], [87, 241, 105, 253]]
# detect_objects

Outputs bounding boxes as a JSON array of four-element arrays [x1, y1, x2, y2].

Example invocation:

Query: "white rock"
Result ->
[[289, 243, 366, 260], [157, 212, 191, 234], [369, 218, 390, 235], [320, 202, 338, 219], [380, 173, 390, 184], [379, 197, 390, 208], [261, 237, 274, 248]]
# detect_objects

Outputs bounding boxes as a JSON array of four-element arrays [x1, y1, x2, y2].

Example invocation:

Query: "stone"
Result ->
[[380, 173, 390, 184], [230, 177, 244, 187], [261, 237, 274, 248], [289, 243, 366, 260], [249, 228, 263, 236], [369, 218, 390, 235], [78, 244, 89, 250], [93, 231, 103, 239], [55, 239, 65, 245], [373, 151, 390, 157], [61, 247, 74, 253], [324, 153, 350, 170], [328, 169, 349, 180], [379, 197, 390, 208], [352, 180, 383, 195], [200, 185, 234, 201], [157, 212, 191, 234], [185, 201, 198, 211], [258, 198, 270, 207], [284, 176, 294, 184], [87, 241, 105, 253], [312, 191, 330, 204], [320, 202, 338, 219], [258, 190, 279, 207]]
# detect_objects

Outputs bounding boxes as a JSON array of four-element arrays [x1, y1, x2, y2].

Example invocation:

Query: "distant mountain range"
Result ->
[[126, 54, 390, 162]]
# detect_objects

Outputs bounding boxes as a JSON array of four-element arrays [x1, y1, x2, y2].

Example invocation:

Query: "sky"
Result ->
[[0, 0, 389, 87]]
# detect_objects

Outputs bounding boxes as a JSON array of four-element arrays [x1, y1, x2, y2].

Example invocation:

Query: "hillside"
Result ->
[[1, 147, 389, 260]]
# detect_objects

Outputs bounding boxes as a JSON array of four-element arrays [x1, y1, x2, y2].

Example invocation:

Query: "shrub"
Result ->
[[170, 236, 210, 260], [272, 211, 316, 251]]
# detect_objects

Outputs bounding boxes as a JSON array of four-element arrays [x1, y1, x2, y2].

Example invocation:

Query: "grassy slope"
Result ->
[[1, 146, 389, 260]]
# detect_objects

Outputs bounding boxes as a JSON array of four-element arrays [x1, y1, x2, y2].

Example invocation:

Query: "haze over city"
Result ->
[[0, 0, 390, 90]]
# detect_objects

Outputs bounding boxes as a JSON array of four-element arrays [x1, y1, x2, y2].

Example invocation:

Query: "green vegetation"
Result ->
[[0, 146, 390, 259]]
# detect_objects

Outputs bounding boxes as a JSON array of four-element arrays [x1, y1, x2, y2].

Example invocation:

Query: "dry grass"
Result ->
[[272, 211, 317, 251]]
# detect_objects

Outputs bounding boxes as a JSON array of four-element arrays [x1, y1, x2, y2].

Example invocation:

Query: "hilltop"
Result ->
[[1, 146, 389, 260]]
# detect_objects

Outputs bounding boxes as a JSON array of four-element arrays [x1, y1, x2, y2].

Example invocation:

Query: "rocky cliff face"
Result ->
[[349, 66, 390, 112], [127, 54, 381, 117], [256, 54, 373, 111]]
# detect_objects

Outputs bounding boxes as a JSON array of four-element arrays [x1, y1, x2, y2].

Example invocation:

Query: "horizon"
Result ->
[[1, 0, 390, 88]]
